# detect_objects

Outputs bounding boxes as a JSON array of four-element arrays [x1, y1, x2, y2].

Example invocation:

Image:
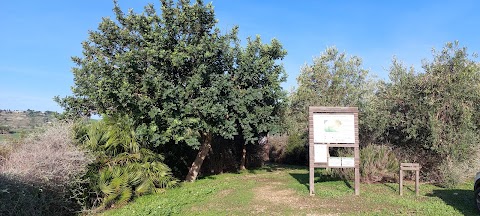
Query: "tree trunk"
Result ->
[[259, 133, 269, 162], [240, 143, 247, 170], [185, 132, 212, 182]]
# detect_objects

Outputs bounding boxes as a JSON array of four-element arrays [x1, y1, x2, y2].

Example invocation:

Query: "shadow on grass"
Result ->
[[199, 163, 306, 179], [245, 163, 307, 174], [289, 171, 352, 191], [200, 175, 219, 180], [0, 174, 80, 216], [198, 163, 307, 180], [426, 189, 477, 216], [382, 183, 398, 192]]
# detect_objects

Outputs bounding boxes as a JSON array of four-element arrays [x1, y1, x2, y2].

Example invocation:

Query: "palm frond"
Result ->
[[81, 115, 178, 209]]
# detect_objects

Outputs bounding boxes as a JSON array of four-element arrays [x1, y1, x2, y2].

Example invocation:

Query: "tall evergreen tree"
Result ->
[[56, 0, 287, 181]]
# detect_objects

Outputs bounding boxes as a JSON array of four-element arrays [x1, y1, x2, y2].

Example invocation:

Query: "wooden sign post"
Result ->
[[309, 106, 360, 196]]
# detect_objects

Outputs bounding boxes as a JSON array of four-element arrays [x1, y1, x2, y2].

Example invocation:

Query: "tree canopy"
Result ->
[[287, 47, 372, 134], [56, 0, 287, 181]]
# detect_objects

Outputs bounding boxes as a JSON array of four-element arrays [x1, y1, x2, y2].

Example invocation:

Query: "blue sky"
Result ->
[[1, 0, 479, 112]]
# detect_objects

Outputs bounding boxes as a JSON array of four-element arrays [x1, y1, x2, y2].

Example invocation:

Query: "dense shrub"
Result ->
[[0, 122, 91, 216], [360, 144, 399, 183], [245, 138, 270, 169], [391, 146, 440, 182], [268, 135, 288, 163], [269, 134, 307, 165], [283, 133, 308, 165], [75, 117, 177, 211], [333, 144, 399, 183], [366, 42, 480, 186], [282, 42, 480, 187], [438, 153, 480, 188], [0, 134, 25, 163], [0, 141, 11, 164]]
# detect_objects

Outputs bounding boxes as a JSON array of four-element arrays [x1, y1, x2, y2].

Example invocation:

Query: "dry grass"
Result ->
[[1, 122, 91, 187], [0, 141, 10, 166], [0, 122, 92, 215]]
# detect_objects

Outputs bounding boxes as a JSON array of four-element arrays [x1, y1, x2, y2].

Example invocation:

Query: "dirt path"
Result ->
[[244, 172, 343, 215]]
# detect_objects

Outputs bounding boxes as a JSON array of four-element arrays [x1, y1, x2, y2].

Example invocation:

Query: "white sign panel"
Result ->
[[341, 157, 355, 167], [313, 114, 355, 143], [328, 157, 342, 167], [314, 144, 328, 163]]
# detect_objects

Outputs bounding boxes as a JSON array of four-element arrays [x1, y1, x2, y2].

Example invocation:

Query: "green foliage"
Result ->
[[360, 144, 399, 183], [76, 117, 177, 210], [294, 47, 370, 107], [56, 0, 287, 180], [57, 0, 230, 147], [332, 145, 398, 183], [287, 47, 374, 139], [284, 46, 375, 174], [228, 36, 287, 143], [368, 41, 480, 186], [283, 41, 480, 187], [56, 0, 286, 147], [282, 133, 308, 165]]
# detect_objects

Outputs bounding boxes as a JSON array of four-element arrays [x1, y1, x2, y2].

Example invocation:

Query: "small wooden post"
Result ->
[[399, 168, 403, 196], [399, 163, 420, 196], [415, 167, 420, 196], [309, 143, 314, 196], [353, 112, 360, 195]]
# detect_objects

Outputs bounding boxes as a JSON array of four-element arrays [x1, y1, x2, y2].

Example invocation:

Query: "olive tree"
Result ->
[[374, 42, 480, 186], [289, 47, 373, 134]]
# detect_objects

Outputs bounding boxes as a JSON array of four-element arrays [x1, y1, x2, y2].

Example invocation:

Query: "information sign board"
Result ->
[[341, 157, 355, 167], [313, 114, 355, 143], [328, 157, 342, 167], [309, 107, 360, 196], [314, 144, 328, 163]]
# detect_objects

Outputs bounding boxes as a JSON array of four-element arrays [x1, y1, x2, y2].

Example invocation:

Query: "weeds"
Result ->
[[0, 122, 91, 215], [333, 144, 399, 183]]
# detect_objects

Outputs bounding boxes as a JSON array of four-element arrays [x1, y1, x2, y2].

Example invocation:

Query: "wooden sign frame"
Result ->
[[309, 106, 360, 196]]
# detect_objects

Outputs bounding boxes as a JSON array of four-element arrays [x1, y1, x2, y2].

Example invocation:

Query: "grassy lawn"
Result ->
[[101, 164, 477, 216]]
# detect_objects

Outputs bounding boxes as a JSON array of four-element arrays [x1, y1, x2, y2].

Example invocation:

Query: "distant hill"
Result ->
[[0, 109, 57, 133]]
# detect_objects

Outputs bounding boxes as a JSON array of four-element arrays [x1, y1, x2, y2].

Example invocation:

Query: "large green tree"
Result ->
[[371, 42, 480, 186], [56, 0, 286, 181], [229, 36, 287, 169], [288, 47, 373, 134]]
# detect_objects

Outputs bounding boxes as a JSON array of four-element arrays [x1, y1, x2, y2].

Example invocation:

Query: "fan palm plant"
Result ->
[[78, 116, 177, 210]]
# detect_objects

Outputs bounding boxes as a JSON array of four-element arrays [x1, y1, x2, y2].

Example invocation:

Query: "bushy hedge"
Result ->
[[73, 117, 178, 211], [283, 42, 480, 187], [0, 117, 180, 215], [0, 123, 91, 216], [269, 133, 308, 165]]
